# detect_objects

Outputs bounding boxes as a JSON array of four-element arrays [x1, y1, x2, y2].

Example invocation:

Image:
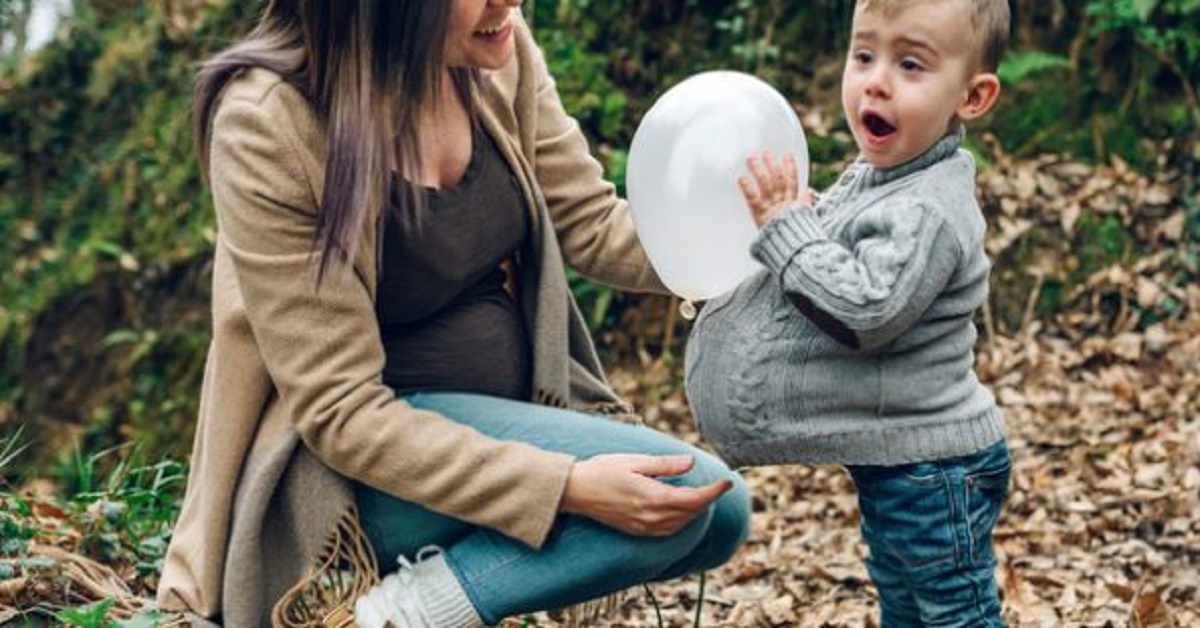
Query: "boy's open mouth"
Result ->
[[863, 112, 896, 137]]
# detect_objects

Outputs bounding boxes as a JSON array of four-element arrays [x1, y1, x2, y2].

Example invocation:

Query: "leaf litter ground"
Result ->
[[3, 149, 1198, 626]]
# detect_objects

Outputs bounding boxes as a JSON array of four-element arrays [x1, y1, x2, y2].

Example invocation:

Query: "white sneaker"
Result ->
[[354, 549, 439, 628]]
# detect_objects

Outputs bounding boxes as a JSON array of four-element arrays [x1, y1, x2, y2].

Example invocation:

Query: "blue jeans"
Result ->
[[847, 440, 1011, 627], [354, 392, 752, 625]]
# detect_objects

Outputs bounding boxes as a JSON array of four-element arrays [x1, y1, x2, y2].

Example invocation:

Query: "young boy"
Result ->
[[685, 0, 1012, 625]]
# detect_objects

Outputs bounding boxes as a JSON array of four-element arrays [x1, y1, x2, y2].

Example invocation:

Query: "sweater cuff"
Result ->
[[416, 553, 485, 628], [751, 204, 825, 274], [518, 449, 575, 549]]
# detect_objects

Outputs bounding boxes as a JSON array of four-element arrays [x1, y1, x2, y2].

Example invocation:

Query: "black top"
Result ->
[[376, 124, 532, 400]]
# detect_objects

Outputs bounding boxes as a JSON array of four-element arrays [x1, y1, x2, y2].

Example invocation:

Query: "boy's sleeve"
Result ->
[[750, 200, 963, 351]]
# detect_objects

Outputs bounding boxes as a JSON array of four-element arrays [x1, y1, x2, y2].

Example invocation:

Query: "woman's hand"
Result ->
[[738, 151, 814, 227], [559, 454, 733, 537]]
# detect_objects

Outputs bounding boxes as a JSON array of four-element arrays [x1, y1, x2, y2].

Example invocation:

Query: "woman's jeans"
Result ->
[[847, 440, 1011, 627], [354, 392, 752, 625]]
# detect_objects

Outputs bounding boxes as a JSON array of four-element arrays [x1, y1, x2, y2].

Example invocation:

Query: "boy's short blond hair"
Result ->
[[856, 0, 1011, 72]]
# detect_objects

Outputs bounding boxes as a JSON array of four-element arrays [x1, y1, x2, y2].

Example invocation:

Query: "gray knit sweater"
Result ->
[[685, 129, 1006, 467]]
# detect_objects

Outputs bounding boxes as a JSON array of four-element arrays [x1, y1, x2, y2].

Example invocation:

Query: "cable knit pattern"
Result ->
[[790, 204, 924, 306], [751, 129, 965, 348], [685, 128, 1006, 467]]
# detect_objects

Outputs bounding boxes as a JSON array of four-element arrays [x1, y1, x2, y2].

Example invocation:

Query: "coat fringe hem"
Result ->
[[271, 505, 379, 627]]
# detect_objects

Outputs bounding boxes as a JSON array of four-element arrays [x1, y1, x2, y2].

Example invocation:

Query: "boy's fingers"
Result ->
[[737, 176, 755, 202], [761, 151, 777, 178], [784, 153, 799, 200], [763, 152, 788, 193], [739, 176, 765, 214], [738, 175, 756, 198], [746, 155, 772, 191]]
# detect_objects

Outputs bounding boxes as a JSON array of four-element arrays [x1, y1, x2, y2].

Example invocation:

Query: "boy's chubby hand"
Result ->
[[738, 151, 815, 227]]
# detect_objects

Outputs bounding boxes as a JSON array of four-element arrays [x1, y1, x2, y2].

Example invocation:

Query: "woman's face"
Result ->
[[444, 0, 523, 69]]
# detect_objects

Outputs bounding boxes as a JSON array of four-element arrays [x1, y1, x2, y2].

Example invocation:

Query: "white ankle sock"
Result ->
[[412, 553, 485, 628]]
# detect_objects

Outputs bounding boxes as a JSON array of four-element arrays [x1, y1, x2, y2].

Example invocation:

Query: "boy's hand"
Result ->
[[738, 151, 812, 227]]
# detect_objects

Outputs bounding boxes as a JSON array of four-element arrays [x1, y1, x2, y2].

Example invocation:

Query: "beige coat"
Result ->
[[157, 17, 661, 625]]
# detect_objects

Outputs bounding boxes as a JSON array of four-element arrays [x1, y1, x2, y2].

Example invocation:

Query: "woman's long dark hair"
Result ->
[[194, 0, 472, 281]]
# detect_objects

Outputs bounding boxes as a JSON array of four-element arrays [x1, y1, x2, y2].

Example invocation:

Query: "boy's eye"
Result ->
[[853, 50, 873, 64], [900, 57, 925, 72]]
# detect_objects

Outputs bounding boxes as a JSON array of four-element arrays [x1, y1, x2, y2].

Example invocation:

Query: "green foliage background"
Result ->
[[1, 0, 1198, 472]]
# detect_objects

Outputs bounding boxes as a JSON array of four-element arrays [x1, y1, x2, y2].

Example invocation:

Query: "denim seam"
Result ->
[[947, 466, 964, 570], [966, 550, 994, 623], [448, 518, 615, 621], [963, 453, 1011, 566], [853, 467, 959, 572], [955, 470, 974, 567], [457, 536, 550, 603]]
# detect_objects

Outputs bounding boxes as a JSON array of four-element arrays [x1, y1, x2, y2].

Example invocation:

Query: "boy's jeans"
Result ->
[[354, 392, 752, 625], [847, 440, 1011, 627]]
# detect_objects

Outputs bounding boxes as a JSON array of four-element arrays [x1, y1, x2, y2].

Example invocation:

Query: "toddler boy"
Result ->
[[686, 0, 1013, 625]]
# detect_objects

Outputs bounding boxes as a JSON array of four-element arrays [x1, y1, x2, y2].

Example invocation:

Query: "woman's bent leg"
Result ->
[[356, 392, 751, 624]]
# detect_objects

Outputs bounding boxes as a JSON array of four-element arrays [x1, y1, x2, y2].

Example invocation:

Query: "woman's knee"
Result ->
[[676, 450, 751, 558], [648, 476, 751, 581], [606, 509, 715, 576], [673, 446, 739, 486], [703, 475, 752, 565], [669, 469, 752, 571]]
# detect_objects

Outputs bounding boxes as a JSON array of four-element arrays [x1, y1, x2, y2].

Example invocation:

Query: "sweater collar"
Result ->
[[854, 125, 965, 188]]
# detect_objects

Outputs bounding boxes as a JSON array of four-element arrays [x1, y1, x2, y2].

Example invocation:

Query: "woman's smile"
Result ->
[[446, 0, 521, 69]]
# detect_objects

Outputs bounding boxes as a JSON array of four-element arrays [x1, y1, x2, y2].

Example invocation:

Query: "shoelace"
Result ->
[[379, 546, 446, 625], [413, 545, 445, 564]]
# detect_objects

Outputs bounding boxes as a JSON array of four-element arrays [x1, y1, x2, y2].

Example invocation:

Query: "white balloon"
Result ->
[[627, 71, 809, 302]]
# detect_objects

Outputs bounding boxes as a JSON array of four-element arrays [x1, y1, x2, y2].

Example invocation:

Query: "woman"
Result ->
[[156, 0, 751, 625]]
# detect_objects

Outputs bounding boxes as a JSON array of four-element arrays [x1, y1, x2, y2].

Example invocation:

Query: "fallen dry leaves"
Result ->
[[3, 149, 1198, 625], [563, 149, 1200, 626], [588, 314, 1198, 627]]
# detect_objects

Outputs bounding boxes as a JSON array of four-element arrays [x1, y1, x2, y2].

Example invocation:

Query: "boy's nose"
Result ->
[[863, 67, 891, 99]]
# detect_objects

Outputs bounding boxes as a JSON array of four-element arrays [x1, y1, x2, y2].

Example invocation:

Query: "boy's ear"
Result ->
[[957, 73, 1001, 121]]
